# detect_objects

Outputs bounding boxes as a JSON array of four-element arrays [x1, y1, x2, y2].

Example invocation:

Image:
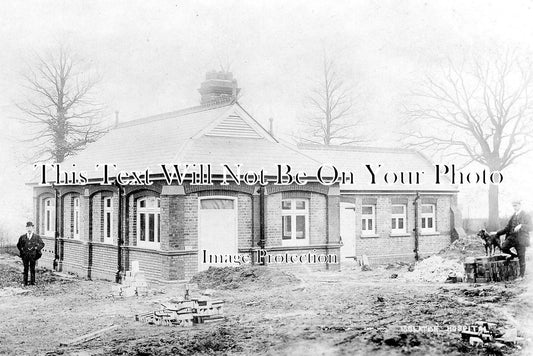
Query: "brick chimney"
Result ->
[[198, 70, 240, 105]]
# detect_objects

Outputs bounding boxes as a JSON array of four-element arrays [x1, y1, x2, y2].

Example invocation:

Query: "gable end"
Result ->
[[205, 114, 262, 138]]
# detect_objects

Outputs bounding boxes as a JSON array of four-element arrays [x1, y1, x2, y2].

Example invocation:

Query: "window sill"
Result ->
[[281, 241, 310, 247], [390, 233, 410, 237], [360, 234, 379, 239], [420, 231, 440, 236]]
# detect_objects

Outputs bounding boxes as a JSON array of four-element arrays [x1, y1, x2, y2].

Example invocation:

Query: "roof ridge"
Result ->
[[297, 143, 417, 154], [116, 102, 235, 129]]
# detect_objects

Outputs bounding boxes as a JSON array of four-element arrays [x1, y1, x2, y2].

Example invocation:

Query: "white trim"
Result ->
[[73, 197, 80, 239], [391, 204, 407, 234], [361, 204, 376, 236], [281, 198, 310, 246], [136, 197, 161, 249], [103, 197, 113, 243], [43, 198, 55, 237], [420, 204, 436, 233]]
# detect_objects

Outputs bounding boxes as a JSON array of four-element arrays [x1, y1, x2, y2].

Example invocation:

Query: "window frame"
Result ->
[[361, 204, 376, 236], [420, 204, 436, 233], [103, 197, 113, 243], [391, 204, 407, 234], [136, 196, 161, 249], [281, 198, 309, 246], [44, 198, 55, 237], [73, 197, 80, 239]]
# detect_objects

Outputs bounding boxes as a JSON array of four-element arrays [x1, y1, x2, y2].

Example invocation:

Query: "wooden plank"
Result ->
[[60, 325, 119, 346]]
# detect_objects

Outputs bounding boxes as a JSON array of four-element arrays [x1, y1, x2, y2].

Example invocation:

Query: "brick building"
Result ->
[[298, 145, 461, 264], [29, 71, 461, 282]]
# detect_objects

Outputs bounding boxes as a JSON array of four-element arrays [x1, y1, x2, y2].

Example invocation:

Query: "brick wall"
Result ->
[[91, 243, 117, 281], [127, 248, 163, 281], [39, 236, 56, 269], [183, 194, 198, 250], [265, 192, 328, 247], [348, 194, 454, 264], [63, 193, 73, 238], [61, 239, 87, 277]]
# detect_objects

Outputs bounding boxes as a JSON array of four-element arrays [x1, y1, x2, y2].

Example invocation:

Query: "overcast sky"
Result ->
[[1, 0, 533, 238]]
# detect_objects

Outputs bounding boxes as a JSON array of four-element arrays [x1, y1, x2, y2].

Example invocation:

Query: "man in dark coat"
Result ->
[[495, 199, 531, 280], [17, 221, 45, 286]]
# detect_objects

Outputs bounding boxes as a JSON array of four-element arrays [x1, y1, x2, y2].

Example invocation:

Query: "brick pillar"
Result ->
[[327, 185, 341, 270], [160, 185, 186, 280], [251, 188, 261, 263]]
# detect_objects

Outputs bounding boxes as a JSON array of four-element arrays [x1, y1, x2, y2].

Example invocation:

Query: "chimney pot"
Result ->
[[198, 70, 240, 106]]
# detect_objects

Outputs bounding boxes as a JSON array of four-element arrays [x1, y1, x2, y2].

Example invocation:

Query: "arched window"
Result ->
[[137, 196, 160, 249], [103, 197, 113, 242], [73, 197, 80, 239], [44, 198, 55, 236]]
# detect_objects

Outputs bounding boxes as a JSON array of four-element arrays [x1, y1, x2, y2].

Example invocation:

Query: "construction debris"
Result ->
[[136, 298, 225, 326], [404, 255, 464, 283], [59, 325, 119, 346], [112, 261, 149, 297], [190, 266, 299, 290], [438, 234, 486, 261]]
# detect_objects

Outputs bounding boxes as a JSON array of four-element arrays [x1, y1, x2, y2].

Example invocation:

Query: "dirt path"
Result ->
[[0, 253, 531, 355]]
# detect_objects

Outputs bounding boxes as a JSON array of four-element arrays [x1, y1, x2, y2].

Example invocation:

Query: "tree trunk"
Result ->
[[488, 183, 499, 231]]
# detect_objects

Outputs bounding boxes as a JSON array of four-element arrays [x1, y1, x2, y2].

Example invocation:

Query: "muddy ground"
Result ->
[[0, 245, 532, 356]]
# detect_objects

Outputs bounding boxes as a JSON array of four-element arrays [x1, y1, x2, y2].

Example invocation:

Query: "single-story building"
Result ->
[[29, 71, 462, 282]]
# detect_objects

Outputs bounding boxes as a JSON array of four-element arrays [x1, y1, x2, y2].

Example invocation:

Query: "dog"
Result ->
[[477, 229, 501, 256]]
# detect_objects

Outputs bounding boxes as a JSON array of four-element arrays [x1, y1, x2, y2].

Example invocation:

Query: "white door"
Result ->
[[340, 202, 356, 259], [198, 197, 238, 271]]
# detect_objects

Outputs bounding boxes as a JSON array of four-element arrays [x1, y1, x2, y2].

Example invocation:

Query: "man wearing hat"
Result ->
[[495, 199, 531, 280], [16, 221, 45, 286]]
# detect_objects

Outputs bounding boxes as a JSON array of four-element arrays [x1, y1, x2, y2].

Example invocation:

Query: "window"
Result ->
[[44, 198, 55, 236], [137, 196, 160, 248], [391, 204, 407, 234], [421, 204, 436, 233], [103, 197, 113, 242], [73, 197, 80, 238], [361, 205, 376, 236], [281, 199, 309, 245]]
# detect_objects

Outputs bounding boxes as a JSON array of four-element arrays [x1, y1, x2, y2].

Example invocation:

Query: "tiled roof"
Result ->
[[29, 102, 456, 193], [31, 102, 322, 183], [297, 144, 457, 192]]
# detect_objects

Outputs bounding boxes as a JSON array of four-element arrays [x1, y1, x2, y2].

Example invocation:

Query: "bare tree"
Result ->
[[17, 44, 108, 163], [297, 52, 365, 145], [403, 50, 533, 229]]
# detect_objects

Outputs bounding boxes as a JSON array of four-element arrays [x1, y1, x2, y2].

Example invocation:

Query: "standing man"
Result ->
[[495, 199, 531, 280], [17, 222, 45, 286]]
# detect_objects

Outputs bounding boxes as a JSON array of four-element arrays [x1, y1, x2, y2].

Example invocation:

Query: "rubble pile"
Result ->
[[112, 262, 149, 297], [439, 235, 485, 260], [405, 256, 464, 283], [136, 288, 225, 327], [190, 266, 300, 290]]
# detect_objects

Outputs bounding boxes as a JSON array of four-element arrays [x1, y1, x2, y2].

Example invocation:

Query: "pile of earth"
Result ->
[[404, 255, 464, 283], [96, 326, 241, 356], [0, 263, 74, 293], [190, 266, 300, 290], [438, 234, 485, 261]]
